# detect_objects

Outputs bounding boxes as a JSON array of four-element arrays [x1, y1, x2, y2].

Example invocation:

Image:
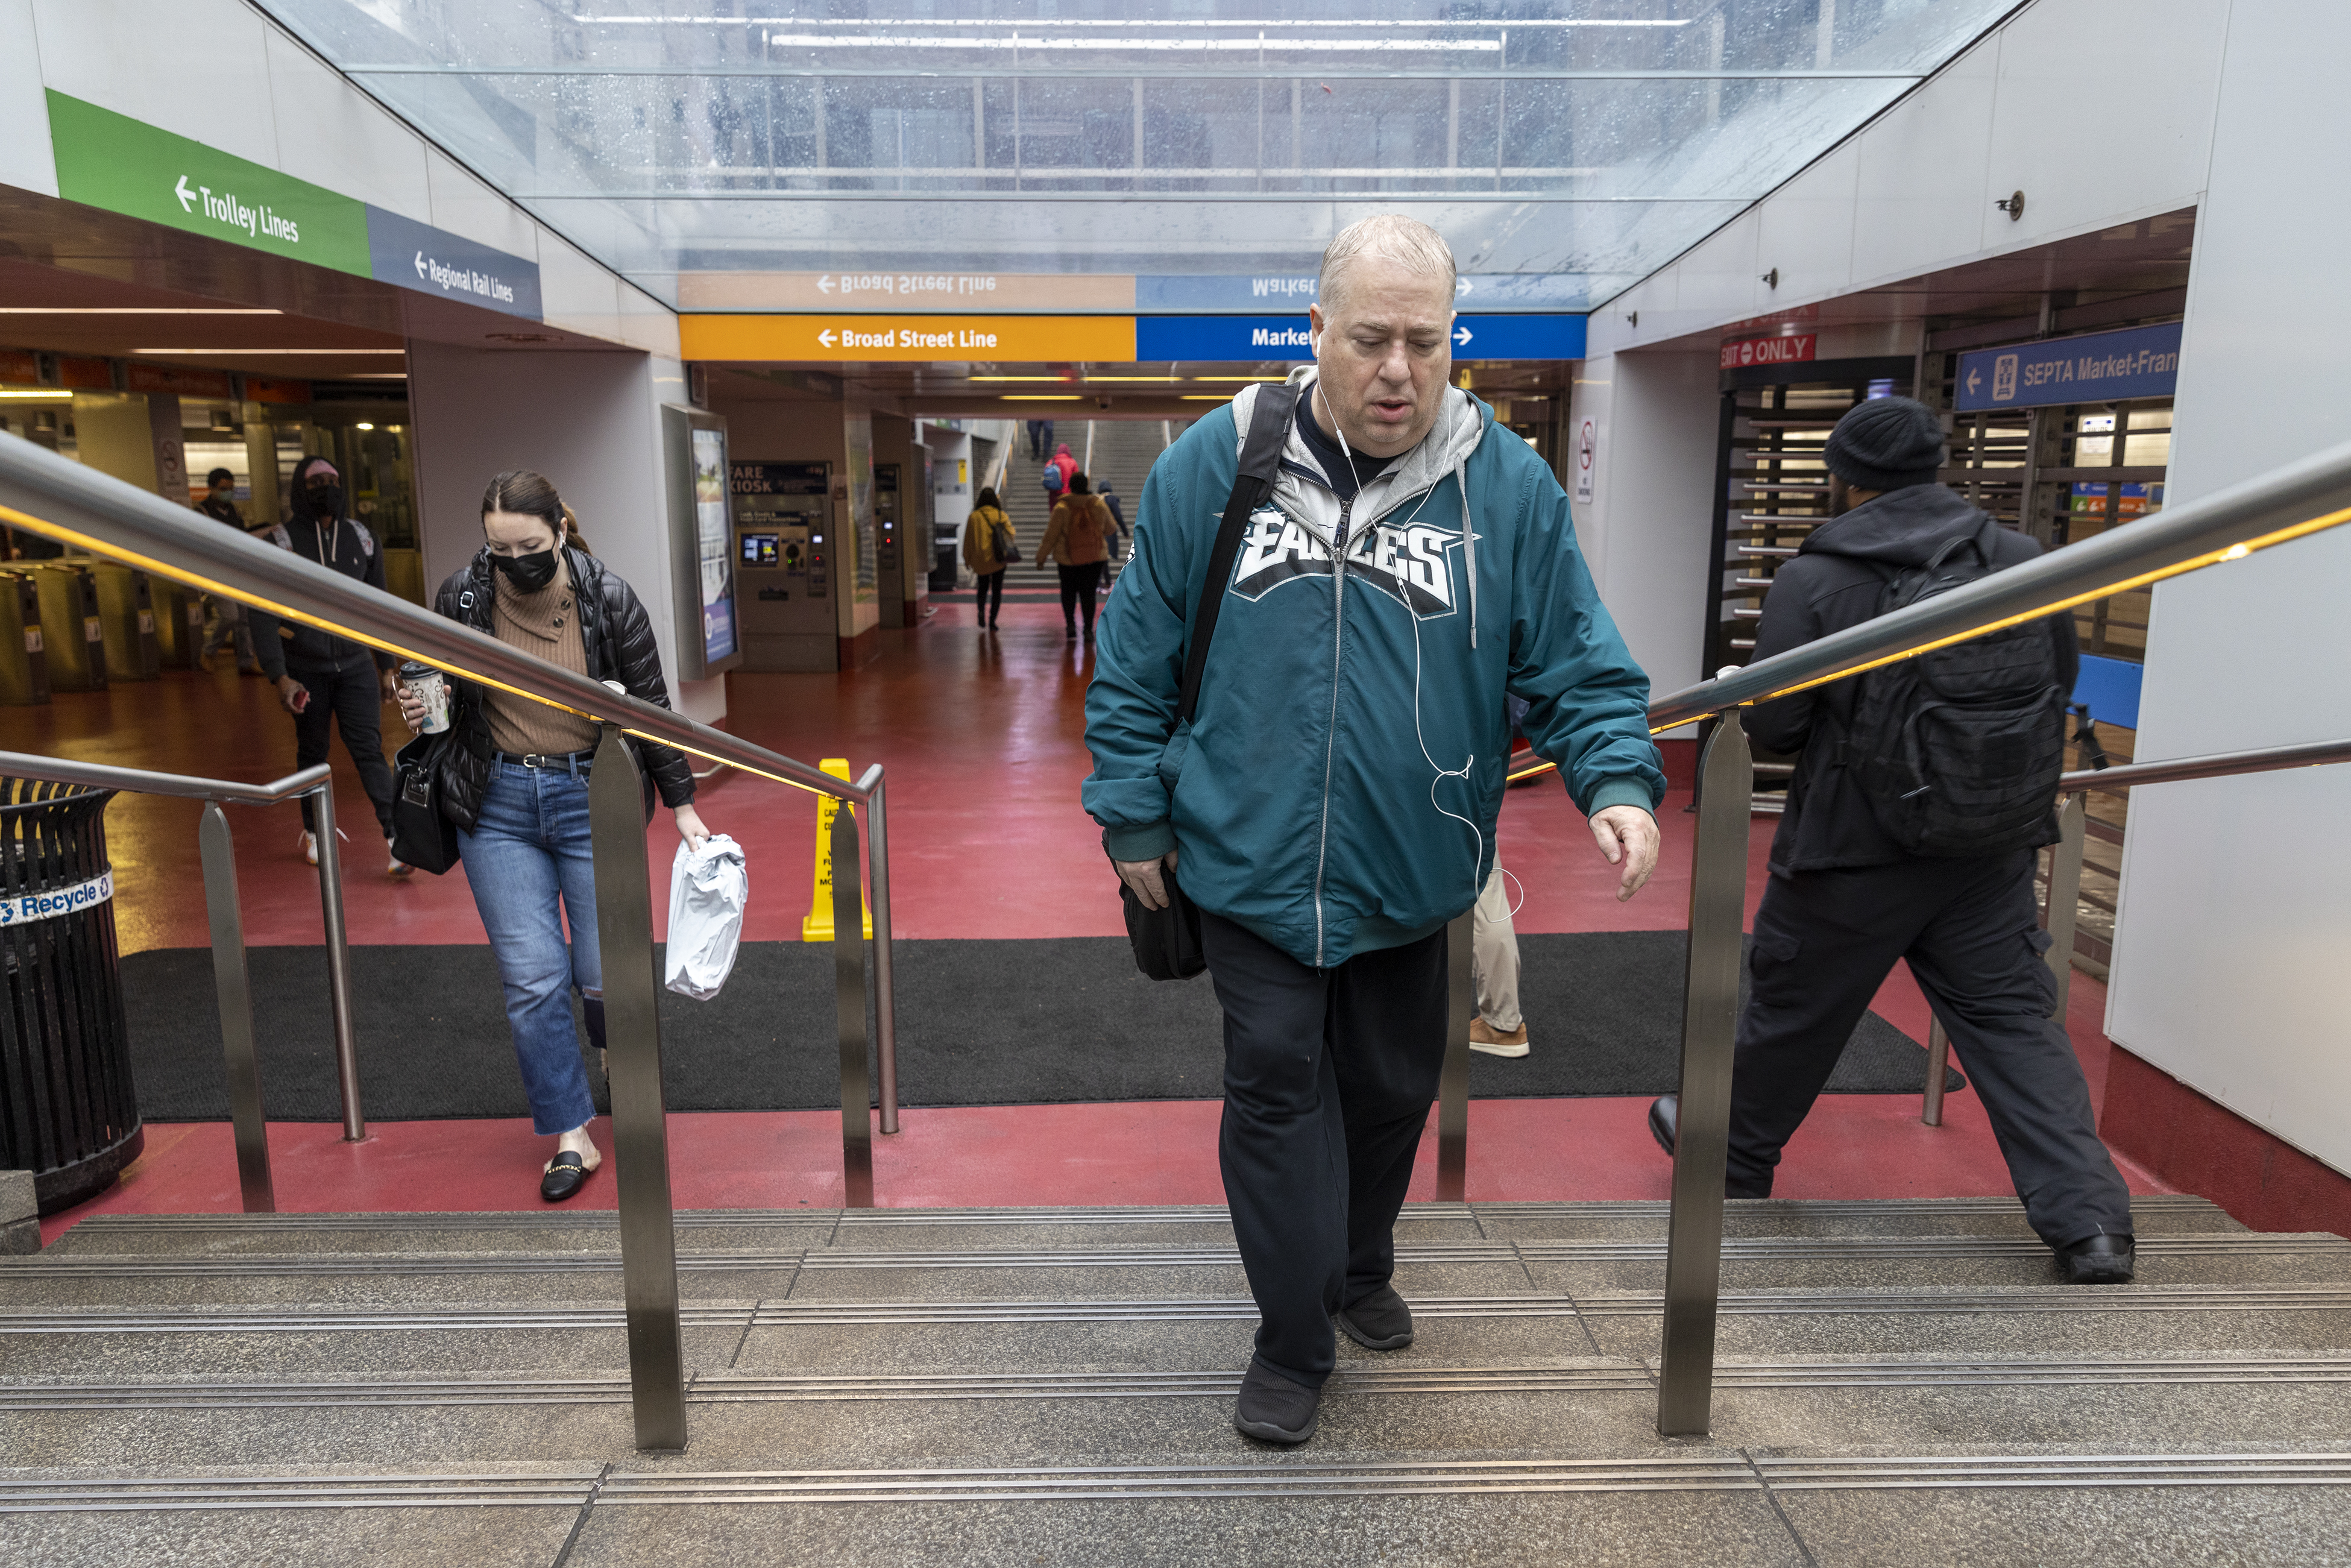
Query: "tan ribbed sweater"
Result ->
[[485, 556, 601, 757]]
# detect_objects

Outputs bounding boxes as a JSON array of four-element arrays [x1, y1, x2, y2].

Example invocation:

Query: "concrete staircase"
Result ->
[[997, 421, 1171, 596], [5, 1195, 2351, 1563]]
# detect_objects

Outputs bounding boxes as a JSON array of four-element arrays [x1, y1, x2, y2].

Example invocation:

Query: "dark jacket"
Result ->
[[248, 516, 397, 677], [429, 546, 697, 830], [1743, 483, 2077, 872]]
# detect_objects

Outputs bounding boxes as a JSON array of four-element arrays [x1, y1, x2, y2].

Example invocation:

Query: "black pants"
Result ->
[[286, 655, 396, 837], [1057, 562, 1103, 635], [1200, 910, 1449, 1387], [972, 570, 1004, 624], [1727, 850, 2133, 1250]]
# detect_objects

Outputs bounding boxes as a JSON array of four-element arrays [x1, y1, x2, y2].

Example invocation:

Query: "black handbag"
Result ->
[[389, 729, 461, 875], [1117, 381, 1300, 981]]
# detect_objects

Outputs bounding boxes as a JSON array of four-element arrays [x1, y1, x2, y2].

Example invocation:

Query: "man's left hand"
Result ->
[[1590, 805, 1661, 902]]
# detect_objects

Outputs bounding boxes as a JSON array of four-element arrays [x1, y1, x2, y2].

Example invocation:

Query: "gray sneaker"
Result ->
[[1335, 1283, 1415, 1351], [1233, 1356, 1320, 1445]]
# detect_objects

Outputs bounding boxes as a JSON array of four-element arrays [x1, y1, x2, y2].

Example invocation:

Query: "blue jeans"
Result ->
[[459, 761, 601, 1135]]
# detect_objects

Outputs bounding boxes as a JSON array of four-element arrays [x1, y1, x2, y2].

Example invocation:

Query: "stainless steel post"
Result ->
[[1656, 718, 1753, 1438], [196, 803, 273, 1214], [863, 767, 899, 1136], [307, 781, 365, 1142], [1921, 1018, 1951, 1128], [2044, 792, 2087, 1020], [832, 799, 877, 1207], [587, 725, 687, 1452], [1436, 908, 1474, 1202]]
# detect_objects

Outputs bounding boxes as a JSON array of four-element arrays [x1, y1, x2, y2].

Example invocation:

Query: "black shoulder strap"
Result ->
[[1177, 383, 1298, 725]]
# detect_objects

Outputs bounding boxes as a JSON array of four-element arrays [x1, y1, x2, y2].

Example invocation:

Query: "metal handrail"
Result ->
[[0, 754, 360, 1209], [1643, 435, 2351, 732], [2059, 735, 2351, 793], [0, 430, 898, 1129], [1, 427, 901, 1452], [1631, 436, 2351, 1442]]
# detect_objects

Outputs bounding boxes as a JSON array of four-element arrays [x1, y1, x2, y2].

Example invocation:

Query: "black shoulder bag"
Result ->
[[1118, 382, 1299, 981], [390, 728, 461, 875]]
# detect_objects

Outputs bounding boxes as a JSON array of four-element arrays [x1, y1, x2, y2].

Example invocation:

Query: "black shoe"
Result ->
[[1335, 1283, 1414, 1352], [1233, 1357, 1320, 1445], [2057, 1233, 2136, 1284], [1648, 1095, 1678, 1157], [541, 1151, 593, 1203]]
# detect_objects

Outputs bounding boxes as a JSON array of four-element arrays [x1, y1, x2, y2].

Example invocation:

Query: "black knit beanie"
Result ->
[[1822, 395, 1945, 491]]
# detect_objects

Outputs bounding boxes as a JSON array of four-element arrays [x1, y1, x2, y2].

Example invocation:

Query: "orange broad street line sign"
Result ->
[[681, 314, 1138, 364]]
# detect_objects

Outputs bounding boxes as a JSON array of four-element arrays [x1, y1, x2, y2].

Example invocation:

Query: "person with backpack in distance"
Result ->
[[1087, 215, 1664, 1446], [397, 470, 710, 1203], [1037, 470, 1112, 643], [1046, 441, 1078, 499], [246, 455, 407, 874], [1646, 395, 2136, 1284], [962, 486, 1015, 631]]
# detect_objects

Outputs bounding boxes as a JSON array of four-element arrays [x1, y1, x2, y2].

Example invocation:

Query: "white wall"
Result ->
[[405, 341, 723, 726], [1567, 349, 1720, 710], [2104, 2, 2351, 1175], [0, 0, 674, 355]]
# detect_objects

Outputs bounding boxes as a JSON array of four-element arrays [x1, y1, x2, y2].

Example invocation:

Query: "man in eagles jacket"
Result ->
[[247, 455, 405, 874], [1084, 215, 1666, 1446], [1648, 396, 2135, 1284]]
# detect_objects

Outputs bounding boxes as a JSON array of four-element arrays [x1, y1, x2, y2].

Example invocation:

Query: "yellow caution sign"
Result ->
[[802, 757, 873, 942]]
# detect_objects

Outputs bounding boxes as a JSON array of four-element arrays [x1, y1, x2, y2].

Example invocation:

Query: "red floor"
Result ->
[[16, 599, 2171, 1239]]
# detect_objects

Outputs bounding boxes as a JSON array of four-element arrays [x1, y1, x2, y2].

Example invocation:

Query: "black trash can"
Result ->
[[0, 777, 142, 1213]]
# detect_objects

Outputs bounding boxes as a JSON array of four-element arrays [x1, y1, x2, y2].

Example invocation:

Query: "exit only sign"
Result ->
[[1720, 332, 1816, 371]]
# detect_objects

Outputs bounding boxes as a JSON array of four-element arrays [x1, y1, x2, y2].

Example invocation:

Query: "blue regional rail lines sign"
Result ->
[[1954, 322, 2182, 412]]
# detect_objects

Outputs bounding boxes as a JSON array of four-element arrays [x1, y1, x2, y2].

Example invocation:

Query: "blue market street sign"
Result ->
[[1955, 321, 2182, 412], [1134, 313, 1584, 363], [1137, 274, 1589, 312]]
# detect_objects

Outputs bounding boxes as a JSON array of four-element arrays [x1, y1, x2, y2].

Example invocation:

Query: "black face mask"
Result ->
[[491, 548, 559, 593], [304, 483, 345, 520]]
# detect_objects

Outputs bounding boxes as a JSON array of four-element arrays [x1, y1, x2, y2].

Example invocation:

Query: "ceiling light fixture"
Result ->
[[133, 348, 405, 356], [1000, 394, 1081, 401], [0, 307, 283, 315], [0, 389, 74, 400]]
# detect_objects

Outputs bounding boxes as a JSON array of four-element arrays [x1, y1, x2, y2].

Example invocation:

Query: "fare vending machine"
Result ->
[[731, 460, 837, 672]]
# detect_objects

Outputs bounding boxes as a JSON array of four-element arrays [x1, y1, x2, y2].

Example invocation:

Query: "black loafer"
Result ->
[[541, 1150, 593, 1203], [1648, 1095, 1678, 1157], [2057, 1232, 2136, 1284], [1233, 1356, 1320, 1446], [1336, 1283, 1415, 1352]]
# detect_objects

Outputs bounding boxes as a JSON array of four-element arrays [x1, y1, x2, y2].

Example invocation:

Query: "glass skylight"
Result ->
[[252, 2, 2022, 313]]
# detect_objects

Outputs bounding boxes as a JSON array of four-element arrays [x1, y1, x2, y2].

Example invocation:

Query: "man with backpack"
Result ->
[[1648, 395, 2135, 1284]]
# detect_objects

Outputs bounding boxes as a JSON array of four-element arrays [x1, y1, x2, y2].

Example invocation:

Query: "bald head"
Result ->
[[1318, 214, 1457, 317]]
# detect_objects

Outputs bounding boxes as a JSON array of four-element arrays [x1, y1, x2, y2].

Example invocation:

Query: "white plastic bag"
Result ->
[[664, 833, 747, 1001]]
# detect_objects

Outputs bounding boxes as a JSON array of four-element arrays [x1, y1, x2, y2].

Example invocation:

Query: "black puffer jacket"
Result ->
[[429, 546, 697, 830], [1743, 483, 2077, 872]]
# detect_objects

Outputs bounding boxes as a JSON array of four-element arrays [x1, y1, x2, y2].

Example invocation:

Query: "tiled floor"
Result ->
[[17, 597, 2168, 1238]]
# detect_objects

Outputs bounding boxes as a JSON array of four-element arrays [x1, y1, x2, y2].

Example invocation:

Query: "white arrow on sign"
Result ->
[[817, 329, 837, 347], [174, 175, 196, 213], [817, 275, 834, 294], [414, 251, 429, 280], [1456, 278, 1471, 298], [1453, 326, 1473, 347], [1966, 367, 1982, 395]]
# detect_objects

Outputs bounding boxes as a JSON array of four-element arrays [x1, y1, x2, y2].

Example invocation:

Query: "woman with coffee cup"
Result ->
[[398, 469, 710, 1202]]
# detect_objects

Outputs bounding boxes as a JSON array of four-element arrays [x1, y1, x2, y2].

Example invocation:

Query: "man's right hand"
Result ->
[[275, 675, 309, 714], [1113, 848, 1180, 911]]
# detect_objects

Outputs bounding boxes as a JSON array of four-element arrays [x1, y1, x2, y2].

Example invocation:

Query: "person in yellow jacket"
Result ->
[[961, 487, 1015, 631], [1036, 471, 1113, 643]]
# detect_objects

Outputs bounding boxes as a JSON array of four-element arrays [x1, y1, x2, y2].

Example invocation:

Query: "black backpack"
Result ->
[[1843, 523, 2067, 857]]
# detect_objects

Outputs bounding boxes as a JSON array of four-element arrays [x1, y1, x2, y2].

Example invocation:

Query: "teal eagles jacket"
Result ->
[[1082, 370, 1665, 970]]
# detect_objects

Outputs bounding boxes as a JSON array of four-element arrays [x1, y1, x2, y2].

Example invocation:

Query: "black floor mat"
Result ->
[[119, 933, 1960, 1122]]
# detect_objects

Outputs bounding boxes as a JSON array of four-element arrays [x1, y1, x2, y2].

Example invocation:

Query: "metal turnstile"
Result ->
[[0, 571, 50, 705], [89, 562, 160, 682], [25, 562, 107, 691]]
